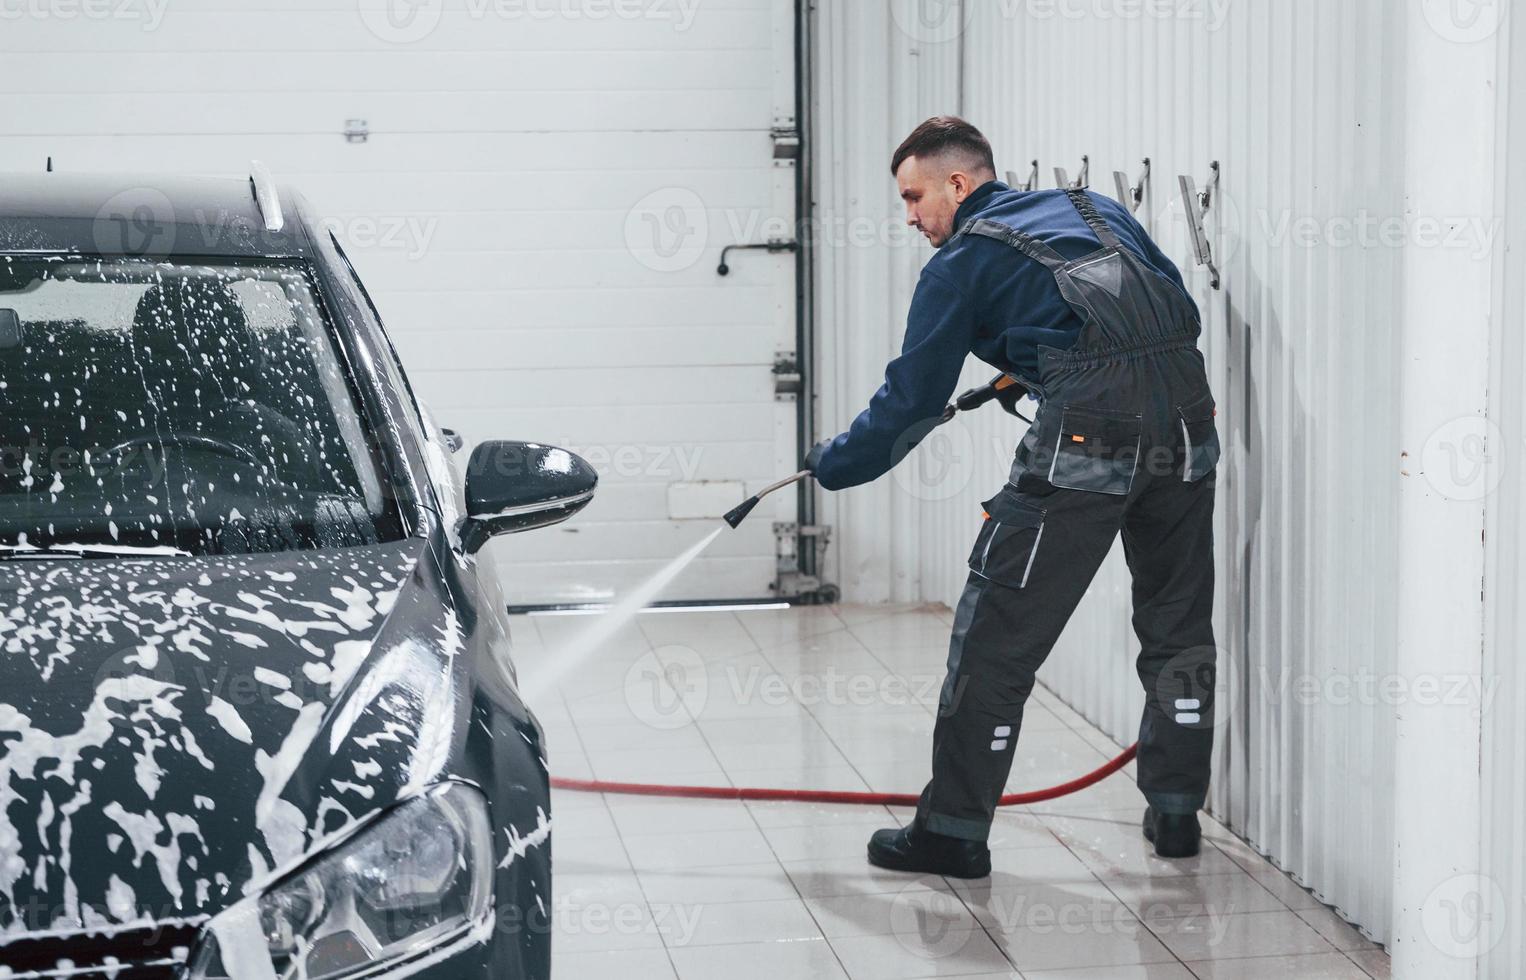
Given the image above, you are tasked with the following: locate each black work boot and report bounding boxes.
[867,821,991,879]
[1142,805,1202,858]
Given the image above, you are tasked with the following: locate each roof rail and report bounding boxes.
[249,160,284,233]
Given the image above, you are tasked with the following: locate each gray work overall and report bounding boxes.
[917,189,1221,842]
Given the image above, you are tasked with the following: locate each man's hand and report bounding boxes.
[803,438,832,474]
[993,375,1030,417]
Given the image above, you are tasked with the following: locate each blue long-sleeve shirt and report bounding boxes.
[811,180,1195,491]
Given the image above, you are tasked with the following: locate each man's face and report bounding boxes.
[897,155,981,248]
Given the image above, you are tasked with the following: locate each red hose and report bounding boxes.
[551,741,1136,807]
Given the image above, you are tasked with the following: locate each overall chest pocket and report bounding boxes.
[1046,405,1143,495]
[1178,391,1221,482]
[968,489,1046,590]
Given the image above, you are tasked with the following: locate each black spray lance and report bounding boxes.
[723,374,1030,529]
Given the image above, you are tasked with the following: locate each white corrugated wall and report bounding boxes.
[813,0,1520,958]
[1482,0,1526,973]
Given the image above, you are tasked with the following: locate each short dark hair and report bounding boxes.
[891,116,996,177]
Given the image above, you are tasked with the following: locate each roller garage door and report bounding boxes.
[0,0,803,605]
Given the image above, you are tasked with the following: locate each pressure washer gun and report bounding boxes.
[942,373,1032,424]
[724,373,1034,529]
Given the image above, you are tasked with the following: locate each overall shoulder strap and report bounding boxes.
[957,217,1068,271]
[1064,188,1122,248]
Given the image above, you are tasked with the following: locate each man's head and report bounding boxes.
[892,116,997,248]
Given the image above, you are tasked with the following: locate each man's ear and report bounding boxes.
[949,171,977,202]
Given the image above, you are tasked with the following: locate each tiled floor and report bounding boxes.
[512,603,1391,980]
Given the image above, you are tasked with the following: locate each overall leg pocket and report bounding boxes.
[1046,405,1143,495]
[1177,391,1221,482]
[968,489,1047,589]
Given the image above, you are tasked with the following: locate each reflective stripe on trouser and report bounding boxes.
[918,190,1220,842]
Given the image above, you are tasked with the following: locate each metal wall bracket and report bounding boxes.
[771,126,800,167]
[1113,157,1151,215]
[1054,155,1090,190]
[1178,161,1222,290]
[343,119,369,144]
[772,522,835,601]
[772,351,802,399]
[1005,159,1039,192]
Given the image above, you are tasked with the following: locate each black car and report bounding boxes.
[0,168,595,978]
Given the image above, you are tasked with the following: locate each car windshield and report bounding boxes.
[0,256,406,556]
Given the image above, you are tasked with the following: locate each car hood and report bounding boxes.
[0,537,465,937]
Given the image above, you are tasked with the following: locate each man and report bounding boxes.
[804,117,1221,878]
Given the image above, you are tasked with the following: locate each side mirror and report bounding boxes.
[440,427,465,454]
[461,441,597,553]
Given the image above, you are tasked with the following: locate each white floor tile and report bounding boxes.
[991,916,1178,973]
[663,897,824,948]
[1184,951,1374,979]
[803,877,969,937]
[746,798,900,829]
[1100,870,1289,918]
[1293,907,1383,953]
[636,862,804,907]
[604,797,756,837]
[735,604,847,647]
[828,929,1014,979]
[532,603,1378,976]
[667,937,849,980]
[622,827,776,871]
[1021,964,1194,980]
[1146,908,1337,962]
[760,820,898,863]
[1344,947,1391,978]
[783,856,957,899]
[551,947,678,980]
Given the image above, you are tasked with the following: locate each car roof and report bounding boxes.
[0,172,313,259]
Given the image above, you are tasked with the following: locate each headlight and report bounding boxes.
[188,783,493,980]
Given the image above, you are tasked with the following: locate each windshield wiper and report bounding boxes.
[0,542,192,560]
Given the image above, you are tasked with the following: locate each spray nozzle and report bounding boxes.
[722,470,813,530]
